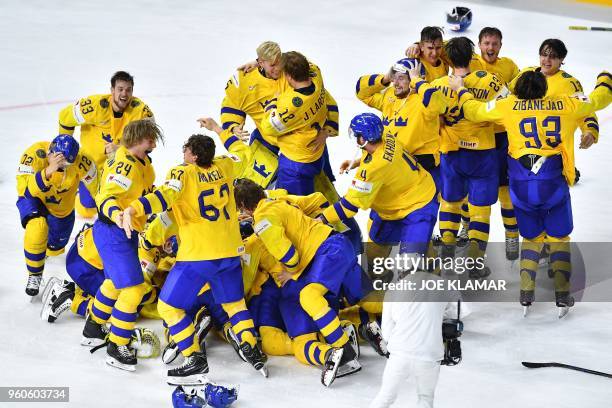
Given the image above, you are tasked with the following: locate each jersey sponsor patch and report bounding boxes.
[254,218,272,235]
[140,259,157,277]
[164,178,182,192]
[17,164,35,175]
[459,139,479,149]
[350,178,373,193]
[107,173,132,190]
[572,93,590,103]
[83,164,97,185]
[227,153,241,162]
[159,211,173,228]
[269,112,286,133]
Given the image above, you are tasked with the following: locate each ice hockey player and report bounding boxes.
[319,113,438,282]
[431,37,508,278]
[451,69,612,317]
[121,132,267,383]
[258,51,339,196]
[16,134,97,297]
[354,58,446,188]
[234,179,365,387]
[80,119,162,370]
[58,71,154,217]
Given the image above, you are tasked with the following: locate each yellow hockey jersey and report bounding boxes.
[259,65,338,163]
[321,135,436,223]
[432,70,507,152]
[241,234,282,298]
[469,55,519,85]
[17,141,98,218]
[139,211,179,285]
[220,68,282,146]
[96,145,155,232]
[420,58,450,82]
[509,67,599,141]
[459,72,612,185]
[130,142,252,261]
[253,198,333,278]
[76,226,103,270]
[58,94,154,166]
[356,74,447,160]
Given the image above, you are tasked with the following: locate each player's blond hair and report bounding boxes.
[256,41,281,63]
[122,119,164,148]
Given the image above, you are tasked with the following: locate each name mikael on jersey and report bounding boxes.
[512,99,565,111]
[197,168,224,183]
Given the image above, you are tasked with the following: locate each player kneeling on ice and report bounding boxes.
[16,134,97,298]
[370,272,463,408]
[450,70,612,318]
[234,179,368,387]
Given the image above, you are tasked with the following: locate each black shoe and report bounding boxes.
[240,342,268,377]
[167,350,209,385]
[106,341,137,371]
[81,315,108,347]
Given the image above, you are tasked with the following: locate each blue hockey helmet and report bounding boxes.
[392,58,426,78]
[172,386,207,408]
[165,236,179,256]
[349,113,384,147]
[204,383,239,408]
[49,134,79,164]
[447,6,472,32]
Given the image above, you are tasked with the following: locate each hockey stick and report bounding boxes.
[569,26,612,31]
[522,362,612,379]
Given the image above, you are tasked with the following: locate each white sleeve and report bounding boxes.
[381,302,395,342]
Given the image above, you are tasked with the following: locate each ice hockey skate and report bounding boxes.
[163,311,212,365]
[556,293,575,319]
[359,321,389,358]
[25,274,42,298]
[106,341,137,372]
[40,278,75,322]
[240,341,269,378]
[167,349,210,386]
[505,235,519,261]
[81,314,109,347]
[342,321,360,358]
[321,342,361,387]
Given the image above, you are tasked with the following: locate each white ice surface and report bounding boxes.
[0,0,611,407]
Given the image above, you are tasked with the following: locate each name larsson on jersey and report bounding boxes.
[302,90,326,122]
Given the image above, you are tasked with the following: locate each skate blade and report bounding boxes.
[321,349,343,387]
[522,306,530,317]
[258,364,269,378]
[162,347,181,365]
[558,306,570,319]
[336,359,362,379]
[40,277,60,307]
[166,374,209,386]
[40,305,52,322]
[81,337,106,347]
[105,357,136,372]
